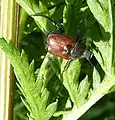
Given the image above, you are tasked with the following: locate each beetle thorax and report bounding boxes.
[70,42,85,58]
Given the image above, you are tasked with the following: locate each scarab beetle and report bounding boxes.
[34,14,93,64]
[46,32,93,62]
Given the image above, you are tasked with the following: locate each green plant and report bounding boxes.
[0,0,115,120]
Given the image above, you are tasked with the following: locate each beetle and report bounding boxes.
[33,14,93,68]
[46,32,93,62]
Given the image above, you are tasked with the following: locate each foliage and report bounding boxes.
[0,0,115,120]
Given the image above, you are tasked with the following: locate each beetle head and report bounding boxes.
[70,42,85,58]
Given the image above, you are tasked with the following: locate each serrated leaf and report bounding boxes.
[46,100,58,119]
[63,59,81,107]
[78,76,90,105]
[16,0,56,33]
[1,0,115,119]
[16,0,39,15]
[0,38,53,120]
[40,88,50,111]
[63,0,82,38]
[87,0,113,74]
[36,54,55,89]
[65,98,72,109]
[29,60,35,73]
[87,0,112,32]
[93,67,101,89]
[21,49,29,63]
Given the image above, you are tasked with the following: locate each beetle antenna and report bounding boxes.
[31,13,64,33]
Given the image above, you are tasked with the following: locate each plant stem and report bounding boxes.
[0,0,20,120]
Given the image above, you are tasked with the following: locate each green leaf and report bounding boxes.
[87,0,112,32]
[36,54,55,89]
[87,0,113,75]
[0,38,58,120]
[78,76,90,105]
[93,67,101,89]
[63,59,81,107]
[48,55,61,78]
[40,88,50,111]
[112,4,115,74]
[63,0,82,38]
[46,100,58,119]
[17,0,56,33]
[2,0,115,119]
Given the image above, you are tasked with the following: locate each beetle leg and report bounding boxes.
[62,59,73,74]
[83,50,93,65]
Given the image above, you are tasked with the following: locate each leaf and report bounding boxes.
[63,59,81,107]
[112,4,115,74]
[40,88,50,111]
[87,0,113,74]
[36,54,55,89]
[48,55,61,77]
[46,100,58,119]
[93,67,101,89]
[78,76,90,105]
[63,0,82,38]
[0,38,58,120]
[87,0,112,32]
[17,0,56,33]
[10,0,115,120]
